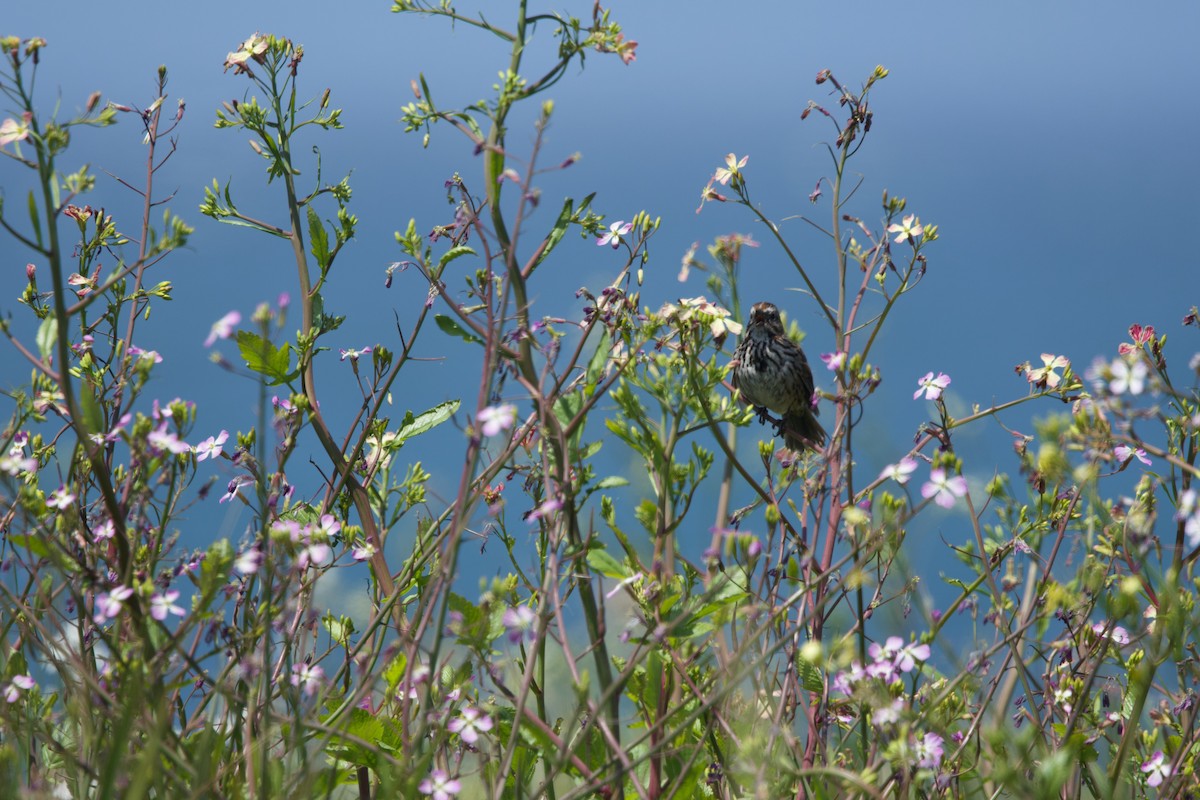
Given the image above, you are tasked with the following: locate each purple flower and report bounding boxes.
[596,220,633,249]
[914,371,951,401]
[128,345,163,364]
[1114,445,1151,466]
[477,404,517,437]
[879,457,918,485]
[418,769,462,800]
[150,590,185,621]
[204,311,241,347]
[447,706,494,744]
[147,424,191,455]
[219,475,255,504]
[921,469,968,509]
[502,605,537,643]
[235,547,263,575]
[193,430,229,461]
[1091,622,1130,646]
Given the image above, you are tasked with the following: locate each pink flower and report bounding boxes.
[148,424,191,455]
[921,468,968,509]
[419,769,462,800]
[193,430,229,461]
[914,731,944,769]
[1119,324,1155,355]
[46,486,75,509]
[3,674,35,703]
[447,706,494,744]
[204,311,241,347]
[477,404,517,437]
[1141,750,1171,788]
[290,662,324,697]
[94,585,134,623]
[1091,622,1130,645]
[224,32,269,72]
[596,220,633,249]
[914,371,951,401]
[219,475,255,504]
[503,605,537,643]
[0,117,31,147]
[887,214,924,243]
[150,590,185,621]
[879,458,919,485]
[820,351,846,371]
[1114,445,1151,466]
[128,345,163,364]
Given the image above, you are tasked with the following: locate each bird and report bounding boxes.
[731,301,826,452]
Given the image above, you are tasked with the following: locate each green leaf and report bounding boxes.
[594,476,629,490]
[533,197,577,271]
[236,330,294,385]
[796,655,824,693]
[78,382,104,436]
[36,317,57,361]
[396,400,460,444]
[28,189,43,250]
[434,314,483,346]
[307,207,331,270]
[586,547,628,580]
[9,534,49,558]
[437,245,475,272]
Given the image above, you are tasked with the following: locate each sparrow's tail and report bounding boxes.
[783,410,826,453]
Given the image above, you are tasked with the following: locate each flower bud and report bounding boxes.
[86,91,101,113]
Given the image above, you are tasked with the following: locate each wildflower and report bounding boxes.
[418,769,462,800]
[339,346,372,362]
[713,153,748,186]
[447,706,494,744]
[150,590,185,621]
[1175,489,1200,548]
[879,457,919,485]
[477,404,517,437]
[225,32,269,72]
[46,486,75,509]
[872,699,904,725]
[914,732,944,769]
[887,214,924,243]
[921,468,968,509]
[0,116,31,147]
[92,519,116,541]
[1141,750,1171,788]
[1109,358,1147,396]
[351,541,375,562]
[235,546,263,574]
[128,345,163,364]
[94,585,134,623]
[3,675,35,703]
[219,475,255,504]
[1114,445,1151,466]
[193,430,229,461]
[1027,353,1070,389]
[502,605,537,643]
[1091,622,1130,645]
[596,220,633,249]
[1119,323,1155,355]
[525,498,562,523]
[614,34,637,65]
[914,371,951,401]
[290,662,324,697]
[820,351,846,371]
[204,311,241,347]
[148,425,191,455]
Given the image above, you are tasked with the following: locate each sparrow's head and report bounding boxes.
[748,301,785,336]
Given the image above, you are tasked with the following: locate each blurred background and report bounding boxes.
[3,2,1197,629]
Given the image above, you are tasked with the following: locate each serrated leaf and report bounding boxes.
[586,547,628,579]
[435,314,483,345]
[236,330,293,384]
[307,207,331,270]
[437,245,475,271]
[396,400,460,443]
[796,657,824,692]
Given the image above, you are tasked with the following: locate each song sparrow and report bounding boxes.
[731,301,826,452]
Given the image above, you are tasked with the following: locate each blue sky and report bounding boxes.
[3,3,1197,601]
